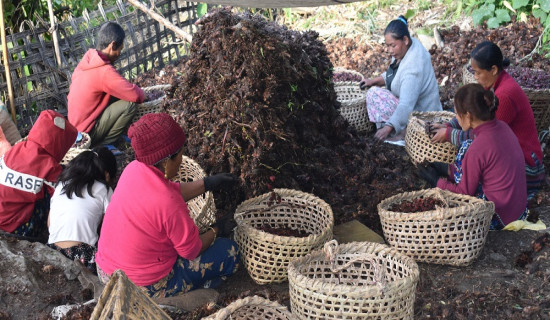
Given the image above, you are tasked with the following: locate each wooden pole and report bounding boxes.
[127,0,193,43]
[46,0,62,66]
[0,0,17,124]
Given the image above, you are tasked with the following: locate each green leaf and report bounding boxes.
[487,17,500,28]
[512,0,530,9]
[472,5,494,26]
[196,3,208,17]
[533,8,548,21]
[404,9,415,20]
[495,9,512,23]
[539,0,550,12]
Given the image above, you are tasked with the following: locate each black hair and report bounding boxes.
[58,146,118,199]
[96,22,125,50]
[470,41,511,72]
[454,83,499,122]
[384,15,411,41]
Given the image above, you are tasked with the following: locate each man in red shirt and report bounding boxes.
[68,22,145,147]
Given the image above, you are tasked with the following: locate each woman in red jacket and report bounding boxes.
[432,41,545,197]
[0,110,77,237]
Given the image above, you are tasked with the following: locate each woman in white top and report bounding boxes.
[47,146,117,273]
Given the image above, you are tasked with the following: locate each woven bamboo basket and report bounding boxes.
[333,67,365,86]
[234,188,334,284]
[90,269,171,320]
[288,240,419,320]
[378,188,495,266]
[203,295,296,320]
[133,84,172,123]
[405,111,458,164]
[334,84,375,133]
[60,148,91,165]
[462,64,550,133]
[173,156,216,233]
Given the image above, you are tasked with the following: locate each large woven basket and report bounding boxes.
[333,67,365,86]
[334,84,375,133]
[288,240,419,320]
[462,64,550,133]
[405,111,458,164]
[133,84,172,123]
[203,296,295,320]
[378,188,495,266]
[173,156,216,233]
[234,188,334,284]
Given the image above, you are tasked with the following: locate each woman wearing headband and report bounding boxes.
[360,15,442,141]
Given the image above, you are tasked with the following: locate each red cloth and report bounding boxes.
[0,110,77,232]
[67,49,145,133]
[492,71,543,167]
[95,161,202,286]
[437,120,527,225]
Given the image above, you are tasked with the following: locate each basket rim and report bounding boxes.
[462,64,550,93]
[235,188,334,243]
[377,188,495,220]
[288,241,419,294]
[205,295,293,319]
[176,155,215,223]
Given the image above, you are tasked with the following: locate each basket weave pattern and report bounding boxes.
[60,148,91,165]
[378,188,495,266]
[234,188,334,284]
[203,295,295,320]
[405,111,458,164]
[174,156,216,233]
[333,68,374,133]
[133,84,172,122]
[462,64,550,133]
[288,241,419,319]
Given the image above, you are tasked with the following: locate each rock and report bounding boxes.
[417,34,435,51]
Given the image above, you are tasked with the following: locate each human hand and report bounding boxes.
[418,165,440,188]
[204,173,238,192]
[374,125,393,140]
[430,128,447,143]
[359,78,375,90]
[211,213,236,238]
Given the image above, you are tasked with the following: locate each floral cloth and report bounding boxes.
[12,191,50,238]
[48,242,97,274]
[365,87,399,126]
[97,238,240,298]
[453,139,528,230]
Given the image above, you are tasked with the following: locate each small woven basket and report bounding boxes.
[288,240,419,320]
[334,84,375,133]
[173,156,216,233]
[462,64,476,85]
[378,188,495,266]
[405,111,458,164]
[234,188,334,285]
[203,296,295,320]
[463,64,550,133]
[60,148,91,165]
[133,84,172,123]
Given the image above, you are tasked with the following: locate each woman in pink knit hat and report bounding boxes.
[95,113,240,298]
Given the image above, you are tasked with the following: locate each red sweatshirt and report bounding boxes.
[68,49,145,133]
[437,120,527,225]
[0,110,77,232]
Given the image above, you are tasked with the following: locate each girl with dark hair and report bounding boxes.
[47,146,117,273]
[431,41,544,197]
[359,15,442,141]
[421,84,528,230]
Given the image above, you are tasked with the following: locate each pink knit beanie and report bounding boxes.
[128,113,186,165]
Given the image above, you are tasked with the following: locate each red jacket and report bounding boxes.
[0,110,77,232]
[67,49,145,133]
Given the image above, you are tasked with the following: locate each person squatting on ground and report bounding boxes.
[67,21,145,147]
[95,113,240,298]
[47,147,117,274]
[0,110,78,237]
[431,41,545,197]
[359,15,442,141]
[420,84,528,230]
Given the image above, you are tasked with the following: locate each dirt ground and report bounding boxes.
[1,5,550,320]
